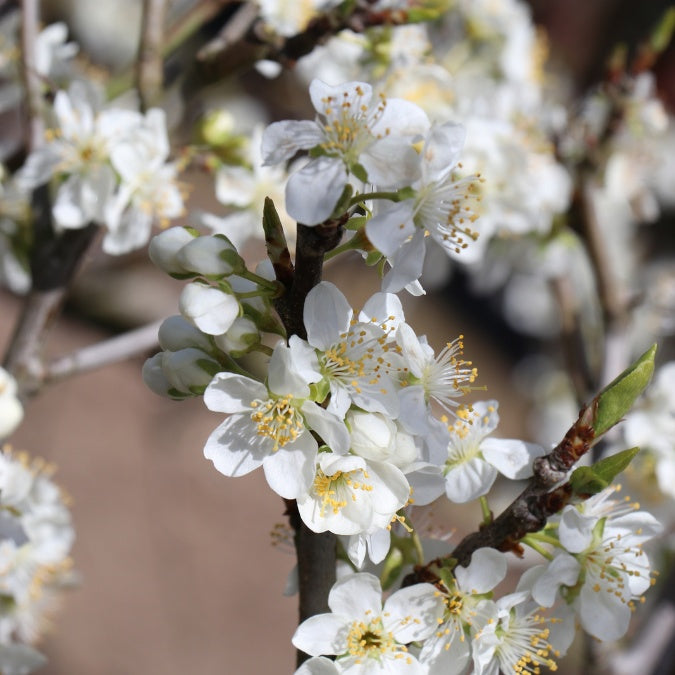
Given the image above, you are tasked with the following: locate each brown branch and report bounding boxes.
[3,186,99,399]
[269,217,345,666]
[197,4,417,73]
[405,401,597,579]
[137,0,169,111]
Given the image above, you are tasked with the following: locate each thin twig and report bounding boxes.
[550,275,594,404]
[197,2,259,60]
[45,320,163,384]
[137,0,169,111]
[19,0,43,151]
[3,187,99,399]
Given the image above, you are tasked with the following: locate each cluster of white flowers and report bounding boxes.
[0,448,76,675]
[17,80,184,255]
[291,483,661,674]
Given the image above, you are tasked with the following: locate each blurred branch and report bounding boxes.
[45,320,163,384]
[551,274,594,404]
[19,0,43,151]
[137,0,169,111]
[197,1,258,60]
[3,186,98,398]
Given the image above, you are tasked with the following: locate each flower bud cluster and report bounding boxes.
[144,229,279,399]
[0,448,76,675]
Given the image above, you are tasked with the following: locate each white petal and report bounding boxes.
[286,157,347,225]
[310,79,372,115]
[301,402,350,454]
[531,553,580,607]
[261,120,323,164]
[204,372,267,413]
[365,200,416,257]
[203,414,267,476]
[558,507,594,553]
[480,438,547,480]
[578,587,631,641]
[268,342,312,397]
[361,137,421,187]
[455,548,507,594]
[422,123,465,182]
[179,283,240,335]
[263,432,317,499]
[384,583,444,643]
[444,458,497,503]
[292,614,350,656]
[381,230,427,294]
[304,282,352,351]
[328,572,382,616]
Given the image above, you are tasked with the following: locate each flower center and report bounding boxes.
[346,616,399,661]
[249,396,303,450]
[313,467,373,517]
[318,87,387,164]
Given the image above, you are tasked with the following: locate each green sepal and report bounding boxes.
[309,379,331,405]
[396,186,417,201]
[167,387,194,400]
[345,215,368,231]
[351,163,368,184]
[380,546,404,591]
[365,250,383,266]
[329,184,355,220]
[570,447,640,496]
[437,565,457,593]
[593,344,656,436]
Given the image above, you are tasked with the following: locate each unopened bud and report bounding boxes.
[149,227,196,275]
[213,317,260,357]
[162,348,221,394]
[179,282,240,335]
[176,235,244,277]
[158,315,213,352]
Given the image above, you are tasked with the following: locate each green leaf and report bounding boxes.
[593,344,656,436]
[570,447,640,496]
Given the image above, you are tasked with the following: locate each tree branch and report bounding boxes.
[45,320,163,384]
[269,218,345,666]
[137,0,169,111]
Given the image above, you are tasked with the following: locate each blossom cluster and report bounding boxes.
[0,447,76,675]
[16,81,184,256]
[292,485,661,674]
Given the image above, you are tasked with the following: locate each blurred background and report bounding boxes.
[1,0,675,673]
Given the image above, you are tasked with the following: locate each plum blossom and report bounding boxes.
[529,488,662,641]
[298,452,410,535]
[439,400,546,503]
[295,281,403,418]
[472,593,563,675]
[0,448,75,667]
[292,572,444,673]
[203,342,348,499]
[419,548,507,674]
[262,79,429,225]
[366,123,483,292]
[394,323,478,437]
